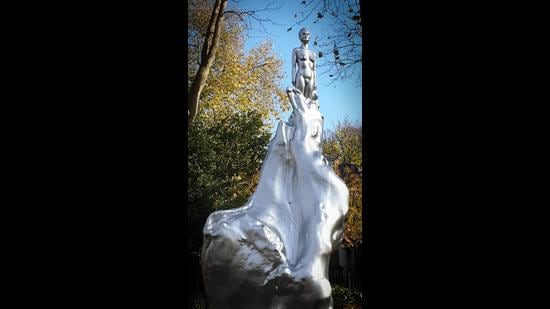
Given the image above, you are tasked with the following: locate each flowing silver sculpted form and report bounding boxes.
[201,29,349,309]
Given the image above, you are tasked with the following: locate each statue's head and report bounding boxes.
[299,28,310,43]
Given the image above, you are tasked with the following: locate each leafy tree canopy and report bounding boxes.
[322,119,363,247]
[187,0,288,253]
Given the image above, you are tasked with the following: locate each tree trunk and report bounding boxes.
[188,0,228,127]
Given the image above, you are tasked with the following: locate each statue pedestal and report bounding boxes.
[201,87,349,309]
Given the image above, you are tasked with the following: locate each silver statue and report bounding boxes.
[201,30,348,309]
[292,28,318,103]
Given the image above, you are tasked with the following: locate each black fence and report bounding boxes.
[188,251,204,294]
[329,247,362,290]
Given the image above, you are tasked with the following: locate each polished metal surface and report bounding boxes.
[292,28,318,103]
[201,31,348,308]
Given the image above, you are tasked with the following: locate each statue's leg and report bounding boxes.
[295,76,305,95]
[304,80,313,100]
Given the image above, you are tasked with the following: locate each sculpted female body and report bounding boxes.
[292,28,317,100]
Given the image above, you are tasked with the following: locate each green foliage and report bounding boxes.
[187,0,287,255]
[188,110,271,253]
[188,110,270,209]
[322,120,363,248]
[323,119,362,166]
[332,285,362,307]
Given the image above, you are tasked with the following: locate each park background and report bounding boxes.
[187,0,365,307]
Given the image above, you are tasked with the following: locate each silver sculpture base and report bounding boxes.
[201,87,349,309]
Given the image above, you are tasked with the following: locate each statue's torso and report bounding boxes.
[295,48,316,78]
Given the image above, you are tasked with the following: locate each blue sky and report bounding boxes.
[231,0,362,133]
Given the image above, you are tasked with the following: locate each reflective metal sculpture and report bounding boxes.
[201,29,349,309]
[292,28,318,102]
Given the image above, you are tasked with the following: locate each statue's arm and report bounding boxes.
[292,48,297,86]
[313,51,317,90]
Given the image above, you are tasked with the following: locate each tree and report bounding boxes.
[188,0,228,126]
[188,110,271,253]
[288,0,364,84]
[188,0,286,126]
[187,0,288,254]
[188,0,289,122]
[322,120,363,247]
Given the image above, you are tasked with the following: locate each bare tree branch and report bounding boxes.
[287,0,363,83]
